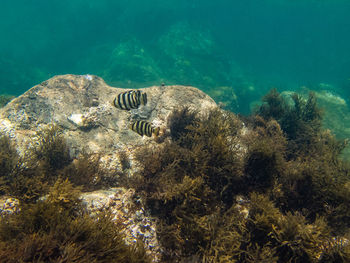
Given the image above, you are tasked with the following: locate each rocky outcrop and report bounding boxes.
[81,188,161,261]
[0,74,218,261]
[0,74,217,169]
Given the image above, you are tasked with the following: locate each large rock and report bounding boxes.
[0,74,218,261]
[0,74,217,169]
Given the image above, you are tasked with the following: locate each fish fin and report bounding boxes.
[153,127,160,137]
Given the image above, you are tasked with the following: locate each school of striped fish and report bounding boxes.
[113,89,160,137]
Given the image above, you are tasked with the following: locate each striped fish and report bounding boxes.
[130,120,160,137]
[113,90,147,110]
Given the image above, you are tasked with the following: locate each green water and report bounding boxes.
[1,0,350,114]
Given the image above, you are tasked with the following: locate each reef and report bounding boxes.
[1,75,350,262]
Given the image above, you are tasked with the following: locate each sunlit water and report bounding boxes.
[1,0,350,115]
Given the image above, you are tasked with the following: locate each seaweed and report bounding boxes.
[198,193,333,263]
[319,234,350,263]
[243,117,287,192]
[0,135,18,194]
[60,151,117,191]
[252,88,350,235]
[131,108,246,260]
[168,106,199,142]
[258,88,287,121]
[256,89,324,159]
[31,125,72,175]
[131,98,350,261]
[0,124,115,203]
[0,178,150,263]
[0,125,73,203]
[0,134,47,203]
[247,193,330,263]
[119,150,131,171]
[2,87,350,262]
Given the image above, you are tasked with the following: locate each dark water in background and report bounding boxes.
[1,0,350,113]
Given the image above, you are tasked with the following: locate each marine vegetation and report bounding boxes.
[256,88,325,159]
[60,151,117,191]
[254,89,350,232]
[167,106,199,142]
[31,125,72,175]
[133,107,244,260]
[130,94,350,262]
[0,178,150,263]
[2,88,350,262]
[0,134,47,203]
[0,125,117,203]
[0,124,149,262]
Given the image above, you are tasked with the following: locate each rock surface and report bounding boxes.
[81,188,161,261]
[0,74,217,169]
[0,74,218,261]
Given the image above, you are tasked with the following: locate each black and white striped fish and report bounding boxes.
[113,90,147,110]
[130,120,160,137]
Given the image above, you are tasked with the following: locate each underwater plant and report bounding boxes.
[129,92,350,261]
[59,151,117,191]
[2,87,350,262]
[131,108,247,260]
[31,125,72,176]
[0,134,47,203]
[0,123,117,203]
[0,135,18,185]
[256,89,324,159]
[0,178,150,263]
[167,106,199,142]
[243,116,287,192]
[255,89,350,233]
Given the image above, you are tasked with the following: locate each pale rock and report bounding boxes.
[0,74,218,262]
[0,74,217,171]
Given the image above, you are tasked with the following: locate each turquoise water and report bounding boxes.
[1,0,350,113]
